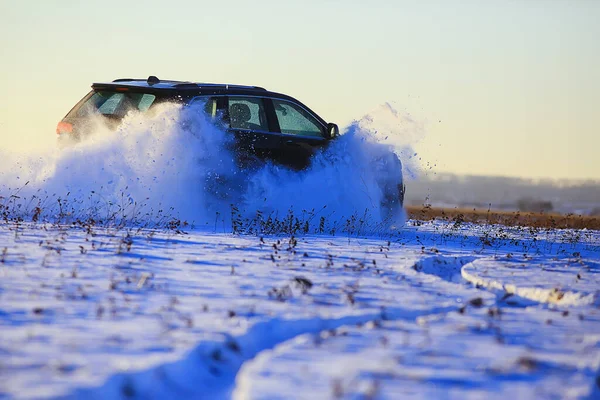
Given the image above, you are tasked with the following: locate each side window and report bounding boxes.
[189,96,218,119]
[228,97,269,131]
[273,100,324,137]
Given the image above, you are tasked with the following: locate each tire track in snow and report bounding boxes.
[461,258,600,307]
[409,254,600,308]
[410,255,477,283]
[72,308,461,400]
[71,256,480,400]
[231,307,600,400]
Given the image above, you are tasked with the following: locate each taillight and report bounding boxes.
[56,121,73,135]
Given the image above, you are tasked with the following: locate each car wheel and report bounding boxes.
[381,183,405,223]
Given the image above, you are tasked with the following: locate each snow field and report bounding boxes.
[0,221,598,399]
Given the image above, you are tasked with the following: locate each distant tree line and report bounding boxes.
[404,173,600,215]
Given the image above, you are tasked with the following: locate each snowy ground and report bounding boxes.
[0,220,599,399]
[0,100,599,399]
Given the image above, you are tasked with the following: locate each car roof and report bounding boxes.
[90,76,327,125]
[93,76,268,92]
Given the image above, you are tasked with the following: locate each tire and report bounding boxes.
[381,183,405,222]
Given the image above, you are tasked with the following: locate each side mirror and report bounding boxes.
[326,123,339,139]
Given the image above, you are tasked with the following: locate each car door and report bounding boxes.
[271,98,328,170]
[225,96,284,169]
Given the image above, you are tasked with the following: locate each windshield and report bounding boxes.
[67,90,157,119]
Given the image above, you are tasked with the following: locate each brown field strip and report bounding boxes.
[405,205,600,230]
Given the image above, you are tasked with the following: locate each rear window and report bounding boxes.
[69,91,157,119]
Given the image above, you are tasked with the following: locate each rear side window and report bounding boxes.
[273,99,324,137]
[70,91,157,118]
[189,96,219,119]
[228,97,269,131]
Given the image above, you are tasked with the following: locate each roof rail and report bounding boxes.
[173,82,200,89]
[194,83,267,90]
[108,78,267,91]
[225,84,266,90]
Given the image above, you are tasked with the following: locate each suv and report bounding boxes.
[57,76,404,212]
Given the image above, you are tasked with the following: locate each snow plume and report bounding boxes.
[0,103,236,227]
[0,103,419,232]
[239,107,415,232]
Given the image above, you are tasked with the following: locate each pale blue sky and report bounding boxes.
[1,0,599,180]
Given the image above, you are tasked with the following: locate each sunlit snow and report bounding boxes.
[0,105,598,399]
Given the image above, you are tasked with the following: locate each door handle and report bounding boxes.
[285,140,300,147]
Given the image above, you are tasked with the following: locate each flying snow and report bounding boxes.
[0,103,419,230]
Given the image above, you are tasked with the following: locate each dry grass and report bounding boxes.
[406,205,600,230]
